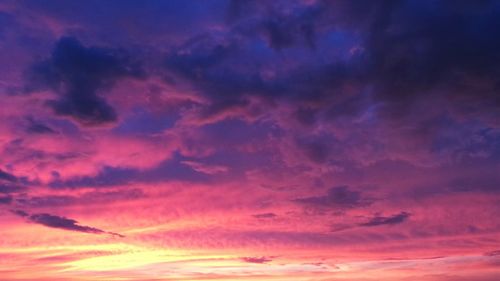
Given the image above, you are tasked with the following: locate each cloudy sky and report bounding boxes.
[1,0,500,280]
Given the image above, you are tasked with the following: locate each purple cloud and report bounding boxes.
[27,37,144,126]
[252,213,277,219]
[241,256,274,264]
[12,210,123,237]
[294,186,372,209]
[359,212,411,227]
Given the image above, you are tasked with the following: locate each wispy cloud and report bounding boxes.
[359,212,411,227]
[240,256,274,264]
[252,213,277,219]
[293,186,373,209]
[11,210,124,237]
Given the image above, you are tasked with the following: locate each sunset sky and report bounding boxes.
[1,1,500,280]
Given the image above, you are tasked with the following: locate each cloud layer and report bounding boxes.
[0,1,499,280]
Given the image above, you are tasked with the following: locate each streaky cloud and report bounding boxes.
[11,210,124,237]
[359,212,411,227]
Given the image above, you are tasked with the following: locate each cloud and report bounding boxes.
[25,117,56,134]
[449,176,500,193]
[296,138,331,164]
[47,155,211,188]
[0,170,28,198]
[162,0,500,164]
[12,210,123,237]
[27,36,144,126]
[29,213,105,234]
[320,0,500,124]
[293,186,372,209]
[241,256,274,264]
[20,188,145,207]
[260,11,318,50]
[10,209,28,217]
[226,0,320,50]
[0,195,12,204]
[359,212,411,227]
[252,213,277,219]
[0,3,500,280]
[0,169,18,182]
[484,250,500,257]
[163,34,284,122]
[0,183,26,195]
[181,160,228,175]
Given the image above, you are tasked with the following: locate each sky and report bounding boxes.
[1,0,500,280]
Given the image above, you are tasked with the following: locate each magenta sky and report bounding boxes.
[1,1,500,280]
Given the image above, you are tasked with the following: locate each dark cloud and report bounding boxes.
[0,168,39,196]
[48,154,212,189]
[20,188,144,207]
[25,117,56,134]
[227,0,321,50]
[297,139,331,164]
[368,1,500,90]
[0,169,18,182]
[226,0,254,23]
[162,5,352,123]
[27,37,144,126]
[318,0,500,121]
[241,256,273,264]
[261,15,315,50]
[0,11,15,38]
[252,213,277,219]
[166,47,276,101]
[163,0,500,137]
[10,209,28,217]
[359,212,410,227]
[484,250,500,257]
[449,176,500,193]
[20,0,226,45]
[293,186,372,209]
[165,34,235,81]
[12,210,123,237]
[0,195,12,204]
[293,106,318,127]
[163,34,286,120]
[29,213,105,234]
